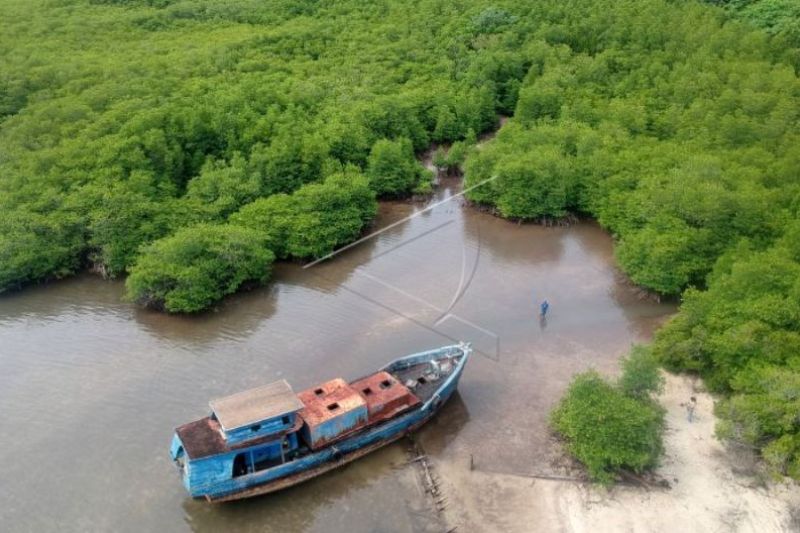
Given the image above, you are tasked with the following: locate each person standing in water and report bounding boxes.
[540,299,550,317]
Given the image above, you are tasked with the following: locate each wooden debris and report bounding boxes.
[405,436,446,514]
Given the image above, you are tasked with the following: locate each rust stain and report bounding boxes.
[297,378,366,427]
[351,371,420,424]
[297,378,368,449]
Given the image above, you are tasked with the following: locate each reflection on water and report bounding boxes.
[415,392,470,457]
[181,444,437,533]
[0,177,674,532]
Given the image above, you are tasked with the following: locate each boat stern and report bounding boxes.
[170,432,192,492]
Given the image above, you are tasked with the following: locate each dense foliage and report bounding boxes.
[465,1,799,294]
[229,170,377,259]
[125,170,376,310]
[0,0,519,296]
[551,349,665,484]
[459,0,800,479]
[125,224,275,313]
[460,1,800,478]
[709,0,800,46]
[365,138,428,197]
[653,225,800,477]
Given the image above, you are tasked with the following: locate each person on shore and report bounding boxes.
[540,299,550,318]
[686,396,697,422]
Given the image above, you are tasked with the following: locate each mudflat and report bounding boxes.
[434,372,800,532]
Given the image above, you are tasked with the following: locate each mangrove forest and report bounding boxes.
[2,0,800,482]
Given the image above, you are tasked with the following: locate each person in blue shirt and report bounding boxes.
[540,299,550,317]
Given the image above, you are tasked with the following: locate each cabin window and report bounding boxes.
[362,387,373,396]
[174,446,185,467]
[250,424,261,433]
[314,388,324,396]
[327,402,340,411]
[282,415,290,425]
[380,379,392,389]
[250,444,286,472]
[232,453,249,477]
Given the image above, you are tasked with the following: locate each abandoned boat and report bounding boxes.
[170,343,471,501]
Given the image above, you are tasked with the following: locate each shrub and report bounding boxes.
[366,138,424,197]
[551,371,665,484]
[125,224,274,313]
[445,140,470,170]
[652,233,800,477]
[492,150,569,220]
[615,216,716,295]
[184,153,261,219]
[619,345,665,401]
[432,147,448,171]
[230,169,377,259]
[715,364,800,478]
[433,140,473,176]
[471,7,518,35]
[285,171,377,258]
[228,194,297,258]
[247,130,329,196]
[87,181,191,276]
[0,208,84,292]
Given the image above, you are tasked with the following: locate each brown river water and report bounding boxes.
[0,176,675,532]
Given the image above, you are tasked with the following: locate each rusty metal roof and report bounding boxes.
[297,378,366,427]
[351,371,420,423]
[209,379,304,431]
[176,417,227,459]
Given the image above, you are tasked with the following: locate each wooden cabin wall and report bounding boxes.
[223,412,296,446]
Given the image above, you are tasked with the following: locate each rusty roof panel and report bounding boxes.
[297,378,368,449]
[296,379,365,426]
[176,417,226,460]
[351,371,420,424]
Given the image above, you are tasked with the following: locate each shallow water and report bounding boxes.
[0,177,674,532]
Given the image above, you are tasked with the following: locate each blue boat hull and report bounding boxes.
[187,344,470,502]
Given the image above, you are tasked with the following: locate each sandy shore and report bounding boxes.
[432,373,799,532]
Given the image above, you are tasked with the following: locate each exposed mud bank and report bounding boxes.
[431,373,800,532]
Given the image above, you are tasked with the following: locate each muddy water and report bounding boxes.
[0,177,674,532]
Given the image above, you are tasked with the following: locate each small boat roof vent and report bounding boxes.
[209,379,304,431]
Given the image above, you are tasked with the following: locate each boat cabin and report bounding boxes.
[210,379,304,445]
[297,378,368,450]
[170,380,305,495]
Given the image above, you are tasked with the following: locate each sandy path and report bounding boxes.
[433,373,799,532]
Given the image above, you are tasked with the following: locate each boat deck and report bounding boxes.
[389,355,461,403]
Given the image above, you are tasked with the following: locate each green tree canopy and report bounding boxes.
[125,224,275,313]
[366,138,424,197]
[551,371,665,484]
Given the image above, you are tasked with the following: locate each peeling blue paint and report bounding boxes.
[223,413,296,446]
